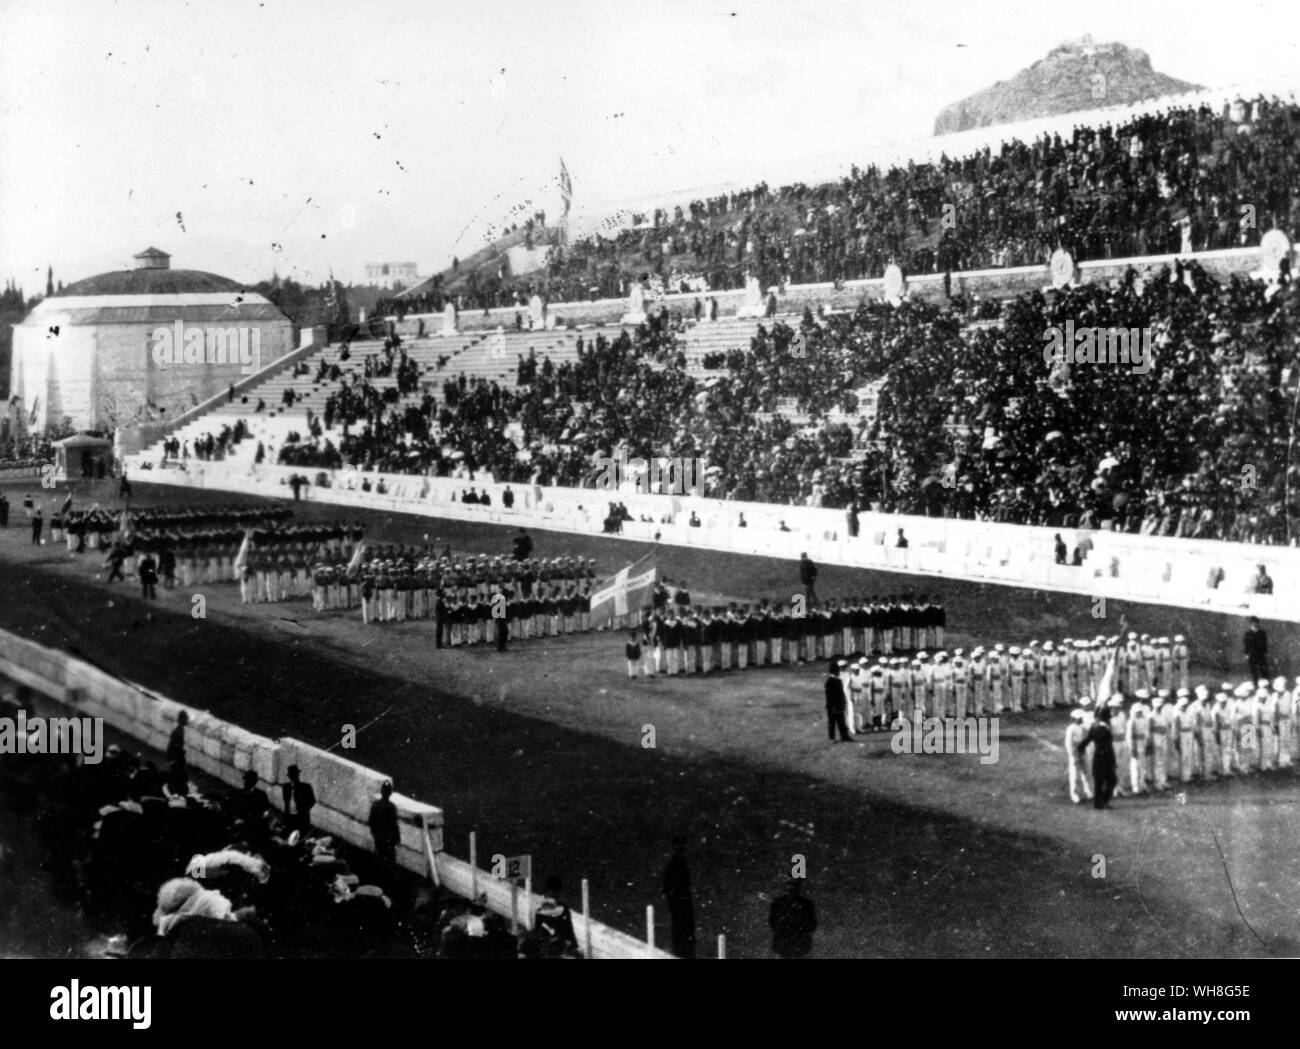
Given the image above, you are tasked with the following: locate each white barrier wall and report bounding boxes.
[0,625,672,959]
[123,458,1300,624]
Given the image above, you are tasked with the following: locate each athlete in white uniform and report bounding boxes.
[1125,695,1151,794]
[1066,709,1093,804]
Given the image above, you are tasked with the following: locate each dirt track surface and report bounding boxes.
[0,477,1297,958]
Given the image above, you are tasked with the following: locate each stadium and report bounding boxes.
[3,2,1300,969]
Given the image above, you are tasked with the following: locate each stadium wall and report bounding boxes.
[0,625,672,959]
[123,459,1299,629]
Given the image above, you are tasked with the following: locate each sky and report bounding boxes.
[1,0,1297,290]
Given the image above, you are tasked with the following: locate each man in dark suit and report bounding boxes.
[368,780,400,868]
[232,769,270,830]
[166,711,189,795]
[661,837,696,959]
[1078,707,1118,809]
[769,879,817,958]
[1244,617,1270,681]
[281,765,316,835]
[799,553,818,603]
[138,552,158,599]
[434,592,448,648]
[825,660,853,742]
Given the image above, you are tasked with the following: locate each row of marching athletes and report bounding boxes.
[826,632,1192,732]
[1065,677,1300,803]
[356,566,595,637]
[624,596,949,677]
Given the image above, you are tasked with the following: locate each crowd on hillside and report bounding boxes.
[361,96,1297,314]
[462,95,1299,306]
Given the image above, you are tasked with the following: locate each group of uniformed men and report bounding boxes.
[62,504,296,556]
[1065,676,1300,803]
[626,594,948,677]
[338,552,598,644]
[823,631,1192,734]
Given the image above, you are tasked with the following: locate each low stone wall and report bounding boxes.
[0,625,671,958]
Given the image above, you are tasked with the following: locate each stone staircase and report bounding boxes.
[130,331,490,470]
[440,324,636,389]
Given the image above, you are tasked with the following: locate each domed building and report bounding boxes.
[10,247,293,432]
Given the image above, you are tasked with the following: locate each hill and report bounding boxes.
[934,38,1203,136]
